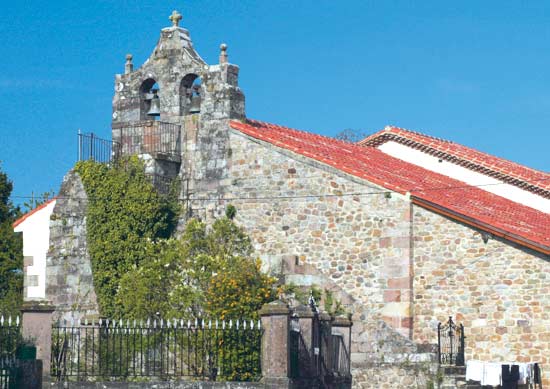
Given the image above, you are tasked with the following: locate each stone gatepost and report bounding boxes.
[21,301,55,379]
[260,300,291,388]
[294,304,314,349]
[332,314,353,357]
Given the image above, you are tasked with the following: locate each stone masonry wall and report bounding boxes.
[412,205,550,386]
[189,130,429,372]
[352,362,439,389]
[46,170,98,323]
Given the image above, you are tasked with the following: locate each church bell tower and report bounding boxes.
[110,10,245,195]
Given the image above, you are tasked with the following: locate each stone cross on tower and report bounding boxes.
[169,10,182,27]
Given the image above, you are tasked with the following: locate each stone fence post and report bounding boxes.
[293,304,314,350]
[21,301,55,380]
[260,300,291,388]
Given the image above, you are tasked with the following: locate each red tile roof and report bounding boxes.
[230,120,550,254]
[358,126,550,198]
[13,198,57,229]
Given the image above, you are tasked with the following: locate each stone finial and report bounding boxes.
[169,10,183,27]
[125,54,133,74]
[219,43,228,64]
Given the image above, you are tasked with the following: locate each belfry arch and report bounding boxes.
[180,74,202,115]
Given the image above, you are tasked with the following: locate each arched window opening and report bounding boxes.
[180,74,202,115]
[140,79,160,120]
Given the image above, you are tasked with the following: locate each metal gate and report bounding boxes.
[437,316,465,366]
[289,299,351,388]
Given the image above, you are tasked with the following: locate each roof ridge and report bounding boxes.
[359,125,550,193]
[385,125,455,144]
[245,119,359,146]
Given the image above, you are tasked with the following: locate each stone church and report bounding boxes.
[17,10,548,387]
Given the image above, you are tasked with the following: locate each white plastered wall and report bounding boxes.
[13,200,56,300]
[378,141,550,214]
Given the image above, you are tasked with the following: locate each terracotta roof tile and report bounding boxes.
[359,126,550,197]
[230,120,550,254]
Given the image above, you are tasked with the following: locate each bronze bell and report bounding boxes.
[189,95,201,114]
[147,89,160,117]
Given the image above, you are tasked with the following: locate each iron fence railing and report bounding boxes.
[114,121,182,158]
[0,317,20,364]
[51,318,262,382]
[78,131,121,163]
[0,316,20,389]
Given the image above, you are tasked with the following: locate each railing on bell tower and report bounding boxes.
[77,130,121,164]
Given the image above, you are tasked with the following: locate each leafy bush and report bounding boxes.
[75,157,179,317]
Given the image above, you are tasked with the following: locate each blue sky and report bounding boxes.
[1,0,549,205]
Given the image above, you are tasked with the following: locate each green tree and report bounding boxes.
[334,128,368,143]
[0,164,23,315]
[117,216,277,320]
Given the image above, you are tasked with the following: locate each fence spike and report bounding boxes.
[146,318,150,327]
[251,320,254,329]
[106,318,110,327]
[187,320,191,328]
[140,319,144,328]
[153,319,157,329]
[208,319,212,329]
[258,319,261,329]
[0,315,3,326]
[160,318,164,328]
[119,318,123,327]
[173,318,177,328]
[167,319,171,328]
[126,319,130,327]
[222,320,226,330]
[229,319,233,329]
[215,319,218,329]
[16,316,20,326]
[8,316,11,326]
[180,319,184,328]
[194,318,198,328]
[243,320,247,329]
[236,319,240,329]
[99,318,103,326]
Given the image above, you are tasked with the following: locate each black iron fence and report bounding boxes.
[0,316,20,389]
[78,131,121,163]
[51,318,262,382]
[438,316,465,366]
[114,121,182,158]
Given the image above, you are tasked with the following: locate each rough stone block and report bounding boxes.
[388,277,410,289]
[383,290,401,302]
